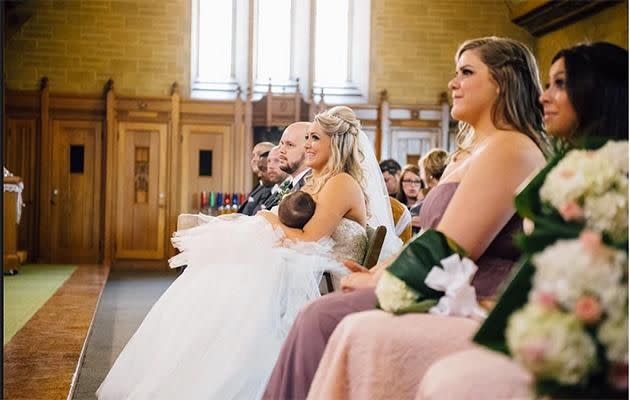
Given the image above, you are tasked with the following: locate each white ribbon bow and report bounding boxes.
[424,254,487,321]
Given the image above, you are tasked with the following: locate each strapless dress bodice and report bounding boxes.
[330,218,367,264]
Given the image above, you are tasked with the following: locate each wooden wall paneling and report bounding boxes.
[116,122,167,260]
[49,120,102,263]
[4,117,38,260]
[232,89,245,192]
[38,78,51,262]
[168,83,180,257]
[103,80,116,266]
[179,124,232,213]
[244,88,254,191]
[4,176,22,272]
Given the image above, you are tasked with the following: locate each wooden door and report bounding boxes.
[50,120,102,263]
[180,124,231,213]
[116,122,167,259]
[390,129,439,166]
[4,118,38,261]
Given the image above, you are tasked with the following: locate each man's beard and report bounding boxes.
[280,154,305,175]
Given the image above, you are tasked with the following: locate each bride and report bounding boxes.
[96,106,401,400]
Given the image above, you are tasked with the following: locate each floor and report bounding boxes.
[3,265,109,400]
[71,269,177,399]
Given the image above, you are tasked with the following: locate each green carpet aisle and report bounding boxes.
[4,264,77,345]
[72,269,178,399]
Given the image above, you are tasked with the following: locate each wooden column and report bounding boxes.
[103,79,116,266]
[38,77,50,261]
[375,89,388,161]
[167,82,180,258]
[439,91,450,150]
[244,86,254,190]
[4,176,22,273]
[233,86,245,192]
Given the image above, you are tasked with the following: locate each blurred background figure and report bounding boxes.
[379,159,402,197]
[411,149,449,234]
[397,164,424,209]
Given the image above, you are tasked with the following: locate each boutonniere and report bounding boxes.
[279,180,293,199]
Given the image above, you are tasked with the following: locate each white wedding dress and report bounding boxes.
[96,130,402,400]
[96,214,368,400]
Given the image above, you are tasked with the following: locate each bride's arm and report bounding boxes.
[261,173,364,242]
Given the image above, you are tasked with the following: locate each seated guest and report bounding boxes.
[263,36,547,400]
[278,191,316,229]
[279,122,312,193]
[390,197,413,243]
[260,146,291,211]
[249,151,275,214]
[410,149,449,234]
[397,164,423,208]
[379,159,402,197]
[238,141,275,214]
[416,41,628,400]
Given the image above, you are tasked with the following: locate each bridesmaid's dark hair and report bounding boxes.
[553,42,628,141]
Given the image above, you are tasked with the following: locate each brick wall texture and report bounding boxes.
[536,1,628,83]
[6,0,190,96]
[4,0,628,103]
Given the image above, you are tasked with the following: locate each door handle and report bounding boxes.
[51,189,59,205]
[158,192,166,208]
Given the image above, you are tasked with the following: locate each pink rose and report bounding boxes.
[521,341,548,364]
[535,292,557,311]
[559,201,584,221]
[574,296,602,324]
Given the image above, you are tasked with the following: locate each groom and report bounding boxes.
[260,122,311,211]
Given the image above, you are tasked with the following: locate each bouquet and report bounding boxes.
[475,140,628,398]
[374,229,487,320]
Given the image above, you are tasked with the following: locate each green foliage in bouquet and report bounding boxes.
[474,141,629,398]
[375,229,467,314]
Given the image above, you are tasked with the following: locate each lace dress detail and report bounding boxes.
[331,219,367,264]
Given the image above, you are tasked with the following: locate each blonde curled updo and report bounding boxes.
[304,106,367,207]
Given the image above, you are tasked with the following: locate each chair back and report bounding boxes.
[361,225,387,269]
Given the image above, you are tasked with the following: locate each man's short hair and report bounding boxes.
[379,159,402,175]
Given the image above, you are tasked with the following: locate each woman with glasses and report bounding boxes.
[396,164,424,209]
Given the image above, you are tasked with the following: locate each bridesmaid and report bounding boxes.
[416,41,628,400]
[264,36,548,400]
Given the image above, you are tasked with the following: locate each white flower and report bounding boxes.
[598,313,629,364]
[539,141,629,240]
[507,304,597,385]
[540,149,616,209]
[598,141,629,175]
[375,270,419,312]
[583,187,628,242]
[531,238,626,315]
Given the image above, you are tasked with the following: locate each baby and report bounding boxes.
[278,191,316,229]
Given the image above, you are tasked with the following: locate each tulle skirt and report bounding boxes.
[97,215,344,400]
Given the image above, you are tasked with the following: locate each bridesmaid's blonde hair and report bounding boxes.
[453,37,549,158]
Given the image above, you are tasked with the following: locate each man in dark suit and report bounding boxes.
[258,146,290,211]
[258,122,312,212]
[238,142,274,214]
[278,122,311,192]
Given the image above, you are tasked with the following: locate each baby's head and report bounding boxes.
[278,191,316,229]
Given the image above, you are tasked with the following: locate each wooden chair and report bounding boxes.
[322,225,387,292]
